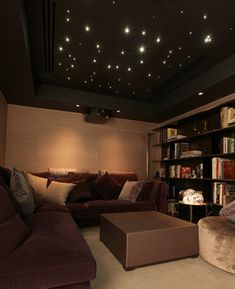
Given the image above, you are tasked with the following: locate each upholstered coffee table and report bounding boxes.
[100,211,198,270]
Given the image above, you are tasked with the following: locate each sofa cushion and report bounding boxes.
[137,181,155,202]
[66,202,88,219]
[0,176,21,214]
[118,180,144,202]
[219,199,235,223]
[67,180,94,203]
[41,181,76,206]
[10,168,35,216]
[37,202,70,213]
[0,166,11,186]
[0,186,29,261]
[0,212,96,289]
[95,172,122,200]
[24,173,48,205]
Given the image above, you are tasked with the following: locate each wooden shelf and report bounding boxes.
[161,152,235,162]
[162,177,235,182]
[156,124,235,145]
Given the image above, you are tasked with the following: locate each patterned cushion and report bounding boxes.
[219,200,235,223]
[118,180,144,202]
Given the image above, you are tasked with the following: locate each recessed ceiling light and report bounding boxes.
[180,10,184,14]
[163,60,166,64]
[140,60,144,64]
[198,92,204,96]
[67,10,70,13]
[121,50,125,55]
[189,31,193,35]
[109,86,112,89]
[203,14,207,20]
[67,77,71,80]
[169,50,173,54]
[76,104,80,107]
[179,64,182,67]
[58,62,62,66]
[127,67,131,71]
[148,73,151,77]
[139,46,145,53]
[107,64,111,69]
[65,37,70,42]
[142,30,146,35]
[112,1,115,4]
[116,65,119,69]
[71,64,74,68]
[117,109,120,113]
[118,78,121,82]
[93,72,96,75]
[188,55,191,59]
[99,84,102,88]
[69,54,71,58]
[66,68,69,71]
[128,82,131,86]
[66,18,70,22]
[93,59,97,63]
[204,34,212,43]
[85,25,90,32]
[124,26,130,34]
[132,91,136,94]
[179,46,182,50]
[84,80,87,83]
[96,44,100,48]
[156,37,161,43]
[90,78,94,82]
[59,46,63,51]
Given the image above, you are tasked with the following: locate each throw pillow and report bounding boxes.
[48,168,84,177]
[219,200,235,223]
[95,172,122,200]
[41,181,76,206]
[118,180,144,202]
[10,168,35,216]
[24,173,48,205]
[0,186,29,261]
[67,180,94,203]
[0,176,21,215]
[98,170,138,186]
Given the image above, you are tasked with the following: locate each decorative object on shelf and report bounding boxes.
[182,189,204,205]
[193,121,200,135]
[202,119,208,133]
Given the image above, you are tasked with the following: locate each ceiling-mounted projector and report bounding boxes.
[84,107,112,124]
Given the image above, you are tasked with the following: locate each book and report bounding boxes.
[212,157,235,179]
[221,106,235,128]
[181,167,192,178]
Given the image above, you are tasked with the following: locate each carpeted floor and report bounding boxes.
[82,227,235,289]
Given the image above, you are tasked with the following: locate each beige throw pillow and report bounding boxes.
[118,180,144,202]
[24,173,48,205]
[42,181,76,206]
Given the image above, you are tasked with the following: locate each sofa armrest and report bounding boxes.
[138,181,168,213]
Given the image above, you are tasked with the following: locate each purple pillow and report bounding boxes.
[0,186,29,261]
[67,180,94,203]
[95,172,122,200]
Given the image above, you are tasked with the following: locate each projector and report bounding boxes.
[84,107,112,124]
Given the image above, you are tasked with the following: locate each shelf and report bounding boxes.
[156,124,235,145]
[162,177,235,182]
[161,152,235,162]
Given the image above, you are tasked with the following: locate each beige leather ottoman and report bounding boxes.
[100,211,198,270]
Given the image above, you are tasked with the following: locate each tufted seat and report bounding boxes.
[198,216,235,274]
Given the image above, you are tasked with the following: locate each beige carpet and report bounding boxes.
[82,227,235,289]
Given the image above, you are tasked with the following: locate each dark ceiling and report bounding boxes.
[0,0,235,123]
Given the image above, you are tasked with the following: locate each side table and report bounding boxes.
[178,201,209,223]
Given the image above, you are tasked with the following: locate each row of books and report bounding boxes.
[168,164,203,179]
[163,142,202,159]
[213,182,235,205]
[220,106,235,128]
[222,137,235,153]
[212,157,235,179]
[160,128,186,142]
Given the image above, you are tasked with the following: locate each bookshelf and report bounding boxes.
[150,100,235,210]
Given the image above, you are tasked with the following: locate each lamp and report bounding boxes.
[182,189,204,205]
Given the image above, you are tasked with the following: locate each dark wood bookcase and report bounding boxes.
[150,100,235,208]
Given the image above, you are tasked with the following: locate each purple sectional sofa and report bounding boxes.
[0,167,168,289]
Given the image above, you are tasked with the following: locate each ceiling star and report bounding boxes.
[93,59,97,63]
[127,67,131,71]
[65,37,70,42]
[58,62,62,66]
[140,60,144,64]
[69,54,71,58]
[85,25,90,32]
[67,10,70,13]
[76,104,80,107]
[107,64,111,69]
[59,46,63,51]
[142,30,146,35]
[163,60,166,64]
[117,109,120,113]
[124,26,130,34]
[116,65,119,69]
[66,18,70,22]
[156,37,161,43]
[203,14,207,20]
[71,64,74,68]
[148,73,151,77]
[96,44,100,48]
[67,77,70,80]
[189,31,193,35]
[204,34,212,43]
[198,92,204,95]
[139,46,145,53]
[73,57,76,61]
[121,50,125,55]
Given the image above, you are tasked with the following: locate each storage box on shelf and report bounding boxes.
[149,100,235,219]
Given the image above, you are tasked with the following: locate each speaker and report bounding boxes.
[84,108,112,124]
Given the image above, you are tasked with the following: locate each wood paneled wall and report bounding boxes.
[5,105,157,179]
[0,92,7,165]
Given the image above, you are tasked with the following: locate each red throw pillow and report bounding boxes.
[96,172,122,200]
